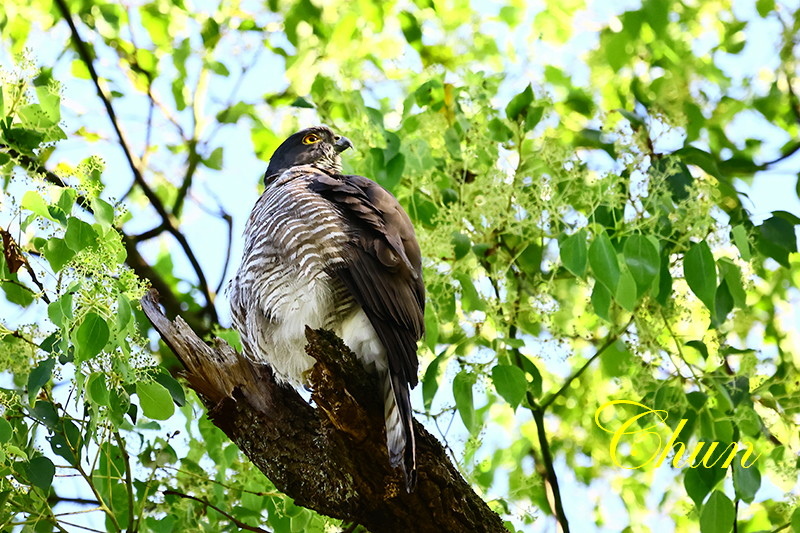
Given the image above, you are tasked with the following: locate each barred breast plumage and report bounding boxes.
[229,165,356,384]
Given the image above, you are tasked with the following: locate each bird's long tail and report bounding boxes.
[382,370,417,492]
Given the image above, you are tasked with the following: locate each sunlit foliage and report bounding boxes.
[1,0,799,531]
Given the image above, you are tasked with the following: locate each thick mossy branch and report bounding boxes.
[141,289,506,533]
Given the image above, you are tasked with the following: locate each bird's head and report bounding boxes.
[264,125,353,182]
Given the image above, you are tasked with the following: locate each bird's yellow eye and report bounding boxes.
[302,133,321,145]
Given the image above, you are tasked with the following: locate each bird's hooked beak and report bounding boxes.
[334,136,354,153]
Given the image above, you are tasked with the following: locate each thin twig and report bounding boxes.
[767,522,791,533]
[158,465,280,497]
[54,508,105,517]
[540,313,636,410]
[54,520,107,533]
[530,401,569,532]
[660,309,702,384]
[171,139,201,217]
[114,432,135,533]
[163,490,272,533]
[4,328,42,350]
[131,223,167,243]
[192,186,235,295]
[47,496,100,506]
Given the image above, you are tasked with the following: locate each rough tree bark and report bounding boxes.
[141,289,506,533]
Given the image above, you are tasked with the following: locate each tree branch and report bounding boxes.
[47,496,100,506]
[540,314,635,411]
[141,289,506,533]
[53,0,219,325]
[529,401,569,532]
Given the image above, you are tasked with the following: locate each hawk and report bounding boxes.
[229,125,424,491]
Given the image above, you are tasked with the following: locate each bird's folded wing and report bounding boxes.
[308,174,424,387]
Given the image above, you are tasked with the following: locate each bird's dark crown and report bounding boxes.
[264,125,353,183]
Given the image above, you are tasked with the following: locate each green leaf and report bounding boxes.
[423,303,439,351]
[684,241,717,314]
[452,232,471,260]
[290,97,314,109]
[488,118,513,142]
[217,101,256,124]
[384,153,405,191]
[491,365,527,410]
[516,242,542,273]
[47,291,73,329]
[136,381,175,420]
[57,188,76,214]
[686,340,709,360]
[600,340,630,377]
[591,282,612,321]
[48,420,83,465]
[655,252,673,305]
[21,191,54,220]
[791,507,800,533]
[444,127,461,158]
[44,238,75,272]
[116,294,133,331]
[108,389,131,427]
[204,147,223,170]
[0,418,12,443]
[32,400,58,429]
[713,280,734,327]
[560,230,587,277]
[453,370,477,433]
[64,217,98,252]
[717,259,746,308]
[74,312,110,362]
[589,233,620,292]
[5,127,45,153]
[86,373,110,406]
[398,11,422,44]
[28,358,55,404]
[505,84,534,122]
[154,372,185,407]
[732,451,761,503]
[71,59,91,79]
[35,86,60,123]
[422,355,445,410]
[675,147,722,180]
[207,60,230,76]
[699,490,734,533]
[455,273,485,312]
[732,225,751,262]
[756,215,797,268]
[756,0,774,17]
[19,103,56,128]
[615,268,637,311]
[91,198,115,226]
[623,235,659,296]
[27,456,55,491]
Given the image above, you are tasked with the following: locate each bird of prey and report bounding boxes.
[229,125,424,491]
